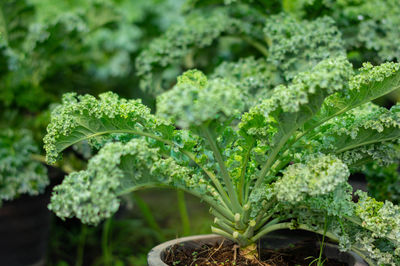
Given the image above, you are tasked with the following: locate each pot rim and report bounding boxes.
[147,234,368,266]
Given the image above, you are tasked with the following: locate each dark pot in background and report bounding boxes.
[0,191,50,266]
[0,167,64,266]
[348,174,368,193]
[148,232,368,266]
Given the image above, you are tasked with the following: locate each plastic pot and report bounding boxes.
[0,191,51,266]
[0,167,64,266]
[148,231,368,266]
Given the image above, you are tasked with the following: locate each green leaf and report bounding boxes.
[310,103,400,164]
[156,70,246,128]
[303,62,400,132]
[136,6,265,94]
[44,92,166,164]
[240,57,353,178]
[265,13,346,81]
[273,154,349,203]
[49,138,211,225]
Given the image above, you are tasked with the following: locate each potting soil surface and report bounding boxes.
[163,240,347,266]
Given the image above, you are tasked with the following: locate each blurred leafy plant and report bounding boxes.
[0,129,48,204]
[283,0,400,65]
[0,0,186,202]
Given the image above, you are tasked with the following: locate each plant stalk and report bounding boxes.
[238,139,255,204]
[200,125,242,213]
[75,224,87,266]
[102,218,113,266]
[177,189,191,236]
[133,193,166,242]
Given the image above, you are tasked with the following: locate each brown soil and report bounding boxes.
[163,240,347,266]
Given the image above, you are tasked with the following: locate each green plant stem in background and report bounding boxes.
[132,193,166,242]
[317,216,329,266]
[31,154,74,174]
[75,224,87,266]
[0,6,7,43]
[102,218,113,266]
[241,36,269,57]
[177,190,191,236]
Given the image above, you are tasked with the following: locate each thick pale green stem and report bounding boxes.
[252,222,340,243]
[210,207,235,226]
[211,226,236,242]
[252,134,293,193]
[214,218,236,234]
[255,217,279,232]
[238,140,255,204]
[201,125,242,213]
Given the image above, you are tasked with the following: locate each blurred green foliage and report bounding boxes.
[0,129,48,204]
[0,0,185,135]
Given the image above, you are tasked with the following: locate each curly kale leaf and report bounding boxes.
[295,103,400,180]
[313,103,400,157]
[0,129,48,204]
[286,0,400,63]
[211,57,282,105]
[43,92,162,164]
[302,62,400,134]
[157,69,246,128]
[49,138,211,225]
[274,155,349,203]
[355,191,400,245]
[264,13,345,81]
[135,7,264,95]
[239,57,352,146]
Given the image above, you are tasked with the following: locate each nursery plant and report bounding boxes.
[44,55,400,264]
[0,1,186,264]
[0,129,48,204]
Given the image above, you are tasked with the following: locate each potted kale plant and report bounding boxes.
[44,55,400,265]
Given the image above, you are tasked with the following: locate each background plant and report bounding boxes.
[0,0,189,265]
[0,129,47,204]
